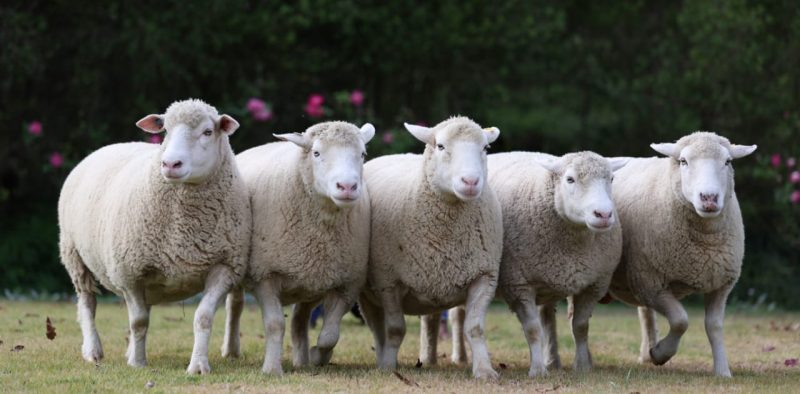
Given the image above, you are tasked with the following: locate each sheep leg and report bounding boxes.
[358,296,386,364]
[123,287,150,367]
[310,293,350,366]
[253,278,285,375]
[291,301,315,367]
[510,288,546,377]
[637,306,658,363]
[464,275,499,380]
[221,287,245,358]
[539,303,561,370]
[378,289,405,370]
[419,313,440,365]
[705,286,733,377]
[77,290,104,363]
[648,291,688,366]
[187,266,236,375]
[449,306,468,364]
[569,292,597,373]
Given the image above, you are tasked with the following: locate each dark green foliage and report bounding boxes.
[1,1,798,307]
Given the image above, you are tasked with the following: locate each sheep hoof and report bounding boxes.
[527,364,547,378]
[476,366,500,380]
[82,344,104,363]
[649,346,670,366]
[309,346,332,366]
[187,358,211,375]
[221,344,240,359]
[261,364,284,376]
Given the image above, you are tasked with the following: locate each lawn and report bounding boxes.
[0,300,798,393]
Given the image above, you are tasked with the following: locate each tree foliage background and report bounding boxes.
[2,0,799,307]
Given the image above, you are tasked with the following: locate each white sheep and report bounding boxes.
[58,99,250,374]
[422,151,628,377]
[221,121,375,375]
[608,131,756,377]
[359,117,503,379]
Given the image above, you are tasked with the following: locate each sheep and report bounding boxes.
[359,117,503,379]
[607,132,757,377]
[220,121,375,375]
[421,151,628,377]
[57,99,250,375]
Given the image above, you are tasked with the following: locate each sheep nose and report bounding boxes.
[700,193,718,203]
[336,182,358,192]
[162,160,182,169]
[461,176,479,186]
[593,210,612,220]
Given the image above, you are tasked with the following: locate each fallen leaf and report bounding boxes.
[499,363,508,369]
[415,359,423,368]
[11,345,24,352]
[0,340,3,345]
[24,313,39,318]
[258,334,264,339]
[392,371,419,387]
[439,353,446,358]
[786,358,799,367]
[46,317,57,340]
[17,319,22,325]
[762,345,776,352]
[145,381,155,389]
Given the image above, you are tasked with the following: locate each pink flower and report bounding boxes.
[791,190,800,205]
[148,135,163,144]
[771,153,782,168]
[252,108,273,122]
[308,94,325,107]
[28,121,42,136]
[304,103,324,118]
[787,157,796,168]
[382,132,394,144]
[791,171,800,184]
[350,90,365,107]
[247,98,267,114]
[49,152,64,168]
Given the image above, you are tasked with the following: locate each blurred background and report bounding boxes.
[1,1,798,308]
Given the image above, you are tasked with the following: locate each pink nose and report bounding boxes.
[162,160,182,169]
[461,176,479,186]
[336,182,358,192]
[700,193,718,203]
[593,210,612,220]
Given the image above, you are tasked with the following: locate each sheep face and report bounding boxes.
[534,153,628,232]
[651,132,756,218]
[137,101,239,184]
[405,120,500,202]
[275,122,375,208]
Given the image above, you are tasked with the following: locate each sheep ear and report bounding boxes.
[404,123,435,145]
[136,114,164,134]
[274,133,309,148]
[483,127,500,143]
[360,123,376,144]
[218,114,239,135]
[650,143,680,159]
[729,144,757,159]
[607,157,630,172]
[531,155,563,173]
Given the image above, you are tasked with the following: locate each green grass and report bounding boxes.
[0,300,798,393]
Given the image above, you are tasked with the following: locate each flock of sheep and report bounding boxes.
[57,99,756,379]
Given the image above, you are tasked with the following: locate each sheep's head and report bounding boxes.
[136,99,239,184]
[533,152,628,232]
[406,117,499,202]
[275,121,374,208]
[651,132,756,218]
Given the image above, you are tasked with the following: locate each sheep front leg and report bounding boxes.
[221,287,245,358]
[449,306,468,364]
[378,289,405,370]
[637,306,658,363]
[464,275,499,380]
[187,267,235,375]
[510,287,546,377]
[123,288,150,367]
[569,292,598,373]
[253,279,285,375]
[648,291,688,366]
[291,301,315,367]
[358,296,386,364]
[539,303,561,370]
[309,293,351,366]
[705,286,733,377]
[77,290,104,363]
[419,313,440,365]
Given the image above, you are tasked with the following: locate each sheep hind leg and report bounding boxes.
[450,306,468,365]
[310,293,351,366]
[637,306,658,363]
[291,301,315,367]
[705,286,733,377]
[511,290,547,378]
[358,296,386,364]
[539,303,561,370]
[378,289,405,370]
[648,291,688,366]
[419,313,439,365]
[221,287,245,358]
[63,245,104,364]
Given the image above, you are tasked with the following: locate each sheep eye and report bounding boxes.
[313,151,320,158]
[566,176,575,184]
[361,152,367,160]
[436,144,445,151]
[725,158,732,166]
[202,129,213,137]
[484,144,490,152]
[679,158,688,166]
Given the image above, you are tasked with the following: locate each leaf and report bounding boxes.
[785,358,799,367]
[392,371,419,387]
[11,345,24,352]
[762,345,776,352]
[415,359,423,368]
[46,317,56,340]
[499,363,508,369]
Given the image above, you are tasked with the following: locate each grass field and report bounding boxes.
[1,300,798,393]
